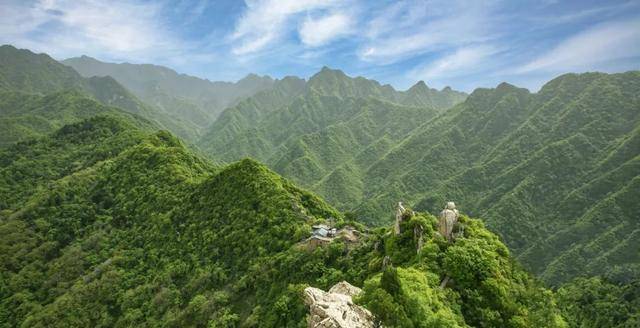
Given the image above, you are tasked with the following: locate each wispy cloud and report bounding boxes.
[525,1,638,28]
[358,0,495,64]
[0,0,183,61]
[411,45,501,80]
[299,12,352,47]
[517,18,640,73]
[229,0,348,55]
[0,0,638,90]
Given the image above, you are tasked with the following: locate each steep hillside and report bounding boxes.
[199,75,306,149]
[0,45,200,142]
[0,116,153,210]
[63,55,275,128]
[0,90,152,147]
[198,68,466,207]
[305,67,466,108]
[557,277,639,328]
[355,71,640,285]
[198,69,638,287]
[0,118,570,327]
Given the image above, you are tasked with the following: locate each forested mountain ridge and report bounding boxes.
[62,55,275,129]
[198,75,307,151]
[0,42,638,327]
[305,66,466,108]
[197,67,467,206]
[0,45,200,142]
[0,90,150,147]
[196,68,639,287]
[0,117,574,327]
[355,71,640,285]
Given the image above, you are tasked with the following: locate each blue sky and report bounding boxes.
[1,0,639,92]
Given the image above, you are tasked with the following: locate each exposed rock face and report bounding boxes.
[304,281,375,328]
[439,201,459,242]
[394,202,406,235]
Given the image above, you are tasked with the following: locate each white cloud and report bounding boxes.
[0,0,182,61]
[358,0,495,64]
[517,18,640,73]
[42,0,164,52]
[230,0,344,55]
[412,45,500,80]
[299,12,352,47]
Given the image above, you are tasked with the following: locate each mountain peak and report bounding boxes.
[314,66,347,78]
[237,73,274,86]
[307,66,351,91]
[496,82,515,89]
[0,44,18,51]
[408,80,429,93]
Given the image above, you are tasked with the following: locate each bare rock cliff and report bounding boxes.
[304,281,375,328]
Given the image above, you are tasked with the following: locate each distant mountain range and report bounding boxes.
[197,66,640,286]
[62,55,275,131]
[0,45,202,142]
[0,44,638,327]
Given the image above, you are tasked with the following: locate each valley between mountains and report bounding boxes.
[0,44,638,327]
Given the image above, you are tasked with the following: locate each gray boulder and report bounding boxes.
[304,281,375,328]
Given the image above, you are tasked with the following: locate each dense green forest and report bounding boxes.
[0,44,638,327]
[1,116,570,327]
[196,68,640,287]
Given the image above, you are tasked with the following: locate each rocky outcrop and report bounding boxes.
[304,281,375,328]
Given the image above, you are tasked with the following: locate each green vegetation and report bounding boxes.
[199,68,640,287]
[355,72,640,286]
[358,213,567,328]
[198,67,466,210]
[1,44,638,326]
[0,45,200,142]
[62,55,276,130]
[1,117,574,327]
[557,277,639,327]
[0,90,152,147]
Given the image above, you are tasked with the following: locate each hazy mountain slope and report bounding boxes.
[0,117,567,327]
[0,45,86,93]
[198,76,306,151]
[0,90,151,147]
[198,68,466,154]
[0,45,200,142]
[402,82,468,109]
[355,71,640,285]
[62,55,275,127]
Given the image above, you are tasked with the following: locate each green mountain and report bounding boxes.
[0,45,200,142]
[198,68,467,207]
[199,75,307,150]
[0,117,571,327]
[354,72,640,286]
[62,55,275,129]
[0,90,151,147]
[303,67,466,108]
[1,44,637,326]
[198,68,639,287]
